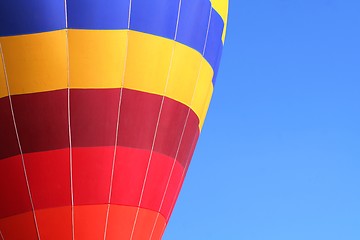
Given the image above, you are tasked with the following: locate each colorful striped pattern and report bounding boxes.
[0,0,228,239]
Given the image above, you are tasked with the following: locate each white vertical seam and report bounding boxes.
[102,36,126,240]
[159,134,198,238]
[127,0,133,29]
[129,1,183,239]
[148,109,190,240]
[129,47,174,240]
[63,0,73,239]
[102,1,133,239]
[64,0,68,28]
[0,44,41,240]
[149,6,213,239]
[65,29,74,240]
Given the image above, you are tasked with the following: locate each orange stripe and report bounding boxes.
[0,45,7,98]
[0,205,166,239]
[107,205,166,240]
[0,211,38,239]
[36,206,72,239]
[74,205,108,240]
[106,204,137,240]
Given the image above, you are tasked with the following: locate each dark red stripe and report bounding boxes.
[154,97,195,161]
[0,88,200,168]
[116,89,162,150]
[115,89,200,167]
[70,89,120,147]
[11,89,69,155]
[176,109,200,167]
[0,97,20,160]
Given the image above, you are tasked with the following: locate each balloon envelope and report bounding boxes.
[0,0,228,239]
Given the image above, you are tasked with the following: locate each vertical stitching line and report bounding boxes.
[65,29,74,240]
[129,1,183,239]
[64,0,68,29]
[0,43,41,240]
[149,6,213,239]
[103,1,133,239]
[63,1,74,239]
[159,134,198,237]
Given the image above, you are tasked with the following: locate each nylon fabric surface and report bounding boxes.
[0,0,228,239]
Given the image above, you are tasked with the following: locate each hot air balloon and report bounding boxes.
[0,0,228,239]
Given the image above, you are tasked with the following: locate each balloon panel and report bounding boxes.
[0,1,224,82]
[0,0,228,238]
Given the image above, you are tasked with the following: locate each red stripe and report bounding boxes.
[110,146,185,218]
[25,149,71,209]
[0,155,32,218]
[161,161,186,221]
[0,146,196,218]
[109,147,149,207]
[73,147,114,205]
[141,152,176,211]
[163,131,199,221]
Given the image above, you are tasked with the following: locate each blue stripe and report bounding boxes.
[130,0,180,40]
[0,0,224,84]
[204,9,225,84]
[177,0,212,54]
[211,44,224,85]
[67,0,130,29]
[0,0,66,36]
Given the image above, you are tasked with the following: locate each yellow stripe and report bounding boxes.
[68,30,127,88]
[193,67,214,129]
[123,31,173,94]
[211,0,229,42]
[0,31,68,97]
[200,84,214,129]
[0,46,7,98]
[0,30,214,129]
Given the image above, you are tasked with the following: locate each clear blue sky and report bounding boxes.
[164,1,360,239]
